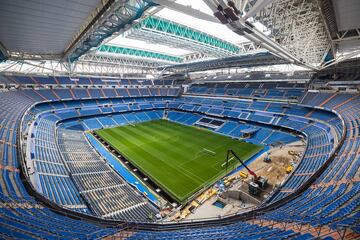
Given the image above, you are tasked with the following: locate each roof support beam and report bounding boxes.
[317,0,337,61]
[150,0,219,23]
[63,0,156,62]
[125,16,241,58]
[254,0,332,66]
[81,54,160,68]
[0,57,156,76]
[333,29,360,43]
[242,0,274,20]
[162,52,288,73]
[317,0,338,39]
[204,0,316,69]
[321,49,360,69]
[96,44,183,63]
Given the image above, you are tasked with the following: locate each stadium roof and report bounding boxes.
[105,0,256,57]
[333,0,360,32]
[331,0,360,54]
[162,52,289,73]
[0,0,154,61]
[0,0,360,76]
[0,0,101,56]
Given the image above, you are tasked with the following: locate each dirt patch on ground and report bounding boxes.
[180,140,306,221]
[244,140,305,188]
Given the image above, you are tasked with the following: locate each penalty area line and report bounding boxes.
[221,156,235,168]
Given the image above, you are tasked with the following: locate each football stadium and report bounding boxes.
[0,0,359,239]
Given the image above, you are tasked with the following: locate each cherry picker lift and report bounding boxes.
[225,149,268,196]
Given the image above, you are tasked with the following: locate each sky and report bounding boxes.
[107,0,253,56]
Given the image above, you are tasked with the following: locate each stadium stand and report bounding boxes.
[1,0,360,238]
[187,81,305,101]
[0,76,175,87]
[0,73,359,239]
[58,129,157,220]
[0,90,120,239]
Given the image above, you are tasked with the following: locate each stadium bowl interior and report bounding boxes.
[0,0,359,239]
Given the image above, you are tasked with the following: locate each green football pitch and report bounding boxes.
[95,120,264,204]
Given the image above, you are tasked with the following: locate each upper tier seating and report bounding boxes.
[187,81,305,101]
[256,93,360,230]
[0,75,176,86]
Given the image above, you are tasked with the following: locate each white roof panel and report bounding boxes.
[333,0,360,31]
[0,0,100,54]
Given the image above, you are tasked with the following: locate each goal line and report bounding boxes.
[196,148,216,157]
[203,148,216,155]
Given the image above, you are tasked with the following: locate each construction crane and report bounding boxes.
[225,149,268,196]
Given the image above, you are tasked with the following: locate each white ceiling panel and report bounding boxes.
[333,0,360,31]
[0,0,100,54]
